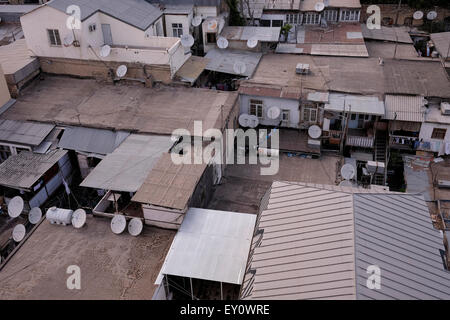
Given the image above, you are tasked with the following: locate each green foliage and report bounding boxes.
[281,24,293,36]
[226,0,245,26]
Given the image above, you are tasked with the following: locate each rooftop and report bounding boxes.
[0,39,39,84]
[430,32,450,60]
[221,26,281,42]
[300,0,361,11]
[0,216,175,299]
[0,76,238,135]
[205,49,262,77]
[365,41,427,60]
[361,24,413,44]
[0,119,55,147]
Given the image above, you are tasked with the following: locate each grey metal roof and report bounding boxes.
[158,208,256,285]
[80,134,173,192]
[383,95,426,122]
[354,194,450,300]
[324,94,385,116]
[430,32,450,60]
[361,24,413,44]
[205,49,262,77]
[47,0,162,31]
[58,126,129,155]
[148,0,221,6]
[242,181,450,300]
[0,120,54,147]
[0,149,67,190]
[221,27,281,42]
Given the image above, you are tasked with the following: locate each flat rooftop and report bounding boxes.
[0,76,238,135]
[0,39,39,83]
[0,216,175,299]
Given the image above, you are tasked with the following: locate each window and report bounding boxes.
[260,20,271,27]
[340,10,360,22]
[249,100,263,118]
[47,29,61,46]
[350,114,357,121]
[304,13,320,25]
[206,32,217,44]
[303,107,317,122]
[281,110,290,126]
[431,128,447,140]
[172,23,183,38]
[88,23,96,32]
[272,20,283,27]
[364,114,370,121]
[286,14,302,25]
[323,10,338,22]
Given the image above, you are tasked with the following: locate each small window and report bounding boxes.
[88,23,96,32]
[172,23,183,38]
[249,100,263,118]
[206,33,217,44]
[271,20,283,27]
[431,128,447,140]
[350,114,357,121]
[364,114,370,121]
[340,9,360,22]
[47,29,61,46]
[304,107,317,122]
[260,20,270,27]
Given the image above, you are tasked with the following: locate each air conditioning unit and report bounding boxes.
[296,63,310,75]
[441,102,450,116]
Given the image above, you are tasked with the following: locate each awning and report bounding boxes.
[325,94,385,116]
[205,49,262,77]
[175,55,209,85]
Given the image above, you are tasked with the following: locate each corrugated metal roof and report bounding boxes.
[80,134,173,192]
[221,27,281,42]
[0,120,54,147]
[361,24,413,44]
[430,32,450,60]
[242,181,450,300]
[346,135,374,148]
[307,91,329,102]
[354,194,450,300]
[47,0,162,31]
[310,44,368,57]
[58,126,129,155]
[0,149,67,190]
[175,55,209,85]
[132,153,207,210]
[324,94,385,115]
[383,95,426,122]
[205,49,262,77]
[159,208,256,285]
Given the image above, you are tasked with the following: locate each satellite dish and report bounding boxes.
[99,44,111,58]
[315,2,325,12]
[8,196,24,218]
[63,33,74,47]
[128,218,143,236]
[216,36,228,49]
[339,180,355,188]
[192,16,202,27]
[248,115,259,129]
[116,65,127,78]
[267,106,281,119]
[12,224,26,242]
[207,19,218,31]
[233,61,247,75]
[72,209,86,229]
[427,11,437,21]
[28,207,42,225]
[247,37,258,49]
[413,11,424,20]
[341,164,356,180]
[308,125,322,139]
[180,34,195,48]
[111,215,126,234]
[239,114,251,127]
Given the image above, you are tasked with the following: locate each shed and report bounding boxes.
[204,49,262,77]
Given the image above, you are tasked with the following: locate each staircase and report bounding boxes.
[373,130,387,186]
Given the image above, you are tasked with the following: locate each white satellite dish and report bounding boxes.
[180,34,195,48]
[63,33,75,47]
[8,196,24,218]
[248,115,259,129]
[28,207,42,225]
[339,180,355,188]
[239,114,251,127]
[111,215,126,234]
[247,37,258,49]
[341,164,356,180]
[128,218,143,237]
[308,125,322,139]
[413,11,424,20]
[427,11,437,21]
[116,65,127,78]
[192,16,202,27]
[207,19,218,31]
[99,44,111,58]
[267,106,281,119]
[72,209,86,229]
[315,2,325,12]
[216,36,228,49]
[12,224,26,242]
[233,61,247,75]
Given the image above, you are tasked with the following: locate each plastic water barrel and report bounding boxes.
[46,207,73,226]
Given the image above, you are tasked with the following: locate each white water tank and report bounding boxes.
[46,207,73,226]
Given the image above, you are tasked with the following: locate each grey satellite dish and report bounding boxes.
[116,65,127,78]
[99,44,111,58]
[192,16,202,27]
[308,125,322,139]
[339,180,354,188]
[111,215,126,234]
[248,115,259,129]
[239,114,251,127]
[413,11,424,20]
[180,34,195,48]
[12,224,26,242]
[63,33,75,46]
[247,37,258,49]
[28,207,42,225]
[217,36,228,49]
[233,61,247,75]
[427,11,437,21]
[267,106,281,119]
[341,164,356,180]
[315,2,325,12]
[8,196,24,218]
[128,218,143,236]
[72,209,86,229]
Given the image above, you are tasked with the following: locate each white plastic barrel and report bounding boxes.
[46,207,73,226]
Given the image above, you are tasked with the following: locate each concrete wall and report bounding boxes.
[0,66,11,108]
[164,13,193,38]
[419,122,450,153]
